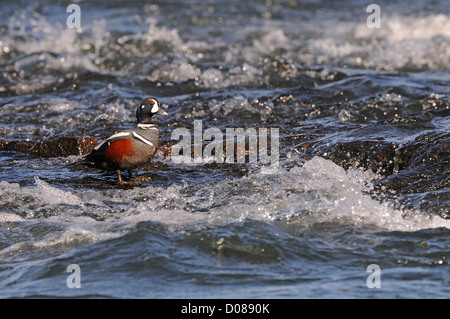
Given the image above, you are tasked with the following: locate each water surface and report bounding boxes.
[0,0,449,298]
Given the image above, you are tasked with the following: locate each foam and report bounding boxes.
[0,221,118,259]
[0,155,448,259]
[105,157,449,232]
[5,9,101,72]
[1,159,449,235]
[230,13,450,71]
[5,6,447,89]
[0,212,24,222]
[33,177,82,206]
[200,157,450,231]
[354,13,450,42]
[2,10,450,80]
[30,225,116,249]
[122,209,209,227]
[0,177,102,218]
[338,13,450,70]
[149,61,201,82]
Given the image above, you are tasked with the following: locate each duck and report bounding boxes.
[82,98,167,183]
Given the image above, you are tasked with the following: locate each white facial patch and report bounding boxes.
[151,102,159,113]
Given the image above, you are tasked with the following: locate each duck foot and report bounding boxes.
[116,170,134,184]
[118,170,152,183]
[129,176,152,182]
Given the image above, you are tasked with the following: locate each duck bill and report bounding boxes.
[157,108,168,115]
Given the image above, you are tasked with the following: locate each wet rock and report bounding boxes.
[380,111,434,126]
[375,132,450,195]
[29,137,99,157]
[0,137,98,157]
[312,140,398,176]
[0,140,35,153]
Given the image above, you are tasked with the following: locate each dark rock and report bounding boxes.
[375,132,450,195]
[0,140,35,153]
[0,137,98,157]
[314,140,397,176]
[380,111,434,126]
[28,137,99,157]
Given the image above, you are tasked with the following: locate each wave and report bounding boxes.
[1,6,449,95]
[0,157,448,257]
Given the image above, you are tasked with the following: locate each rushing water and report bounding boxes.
[0,0,449,298]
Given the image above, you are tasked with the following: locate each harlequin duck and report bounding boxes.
[83,98,167,183]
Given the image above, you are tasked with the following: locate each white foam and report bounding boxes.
[5,9,102,73]
[200,68,225,88]
[225,13,450,71]
[321,13,450,70]
[0,155,448,259]
[354,13,450,42]
[294,158,449,230]
[199,157,450,231]
[2,155,449,235]
[122,209,208,227]
[0,220,119,259]
[252,29,291,53]
[0,178,102,219]
[33,177,82,206]
[4,6,448,85]
[149,61,201,82]
[0,212,24,222]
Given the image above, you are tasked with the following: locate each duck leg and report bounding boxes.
[117,170,134,184]
[117,169,124,184]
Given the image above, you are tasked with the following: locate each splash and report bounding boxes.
[2,156,449,234]
[201,157,450,231]
[3,5,448,95]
